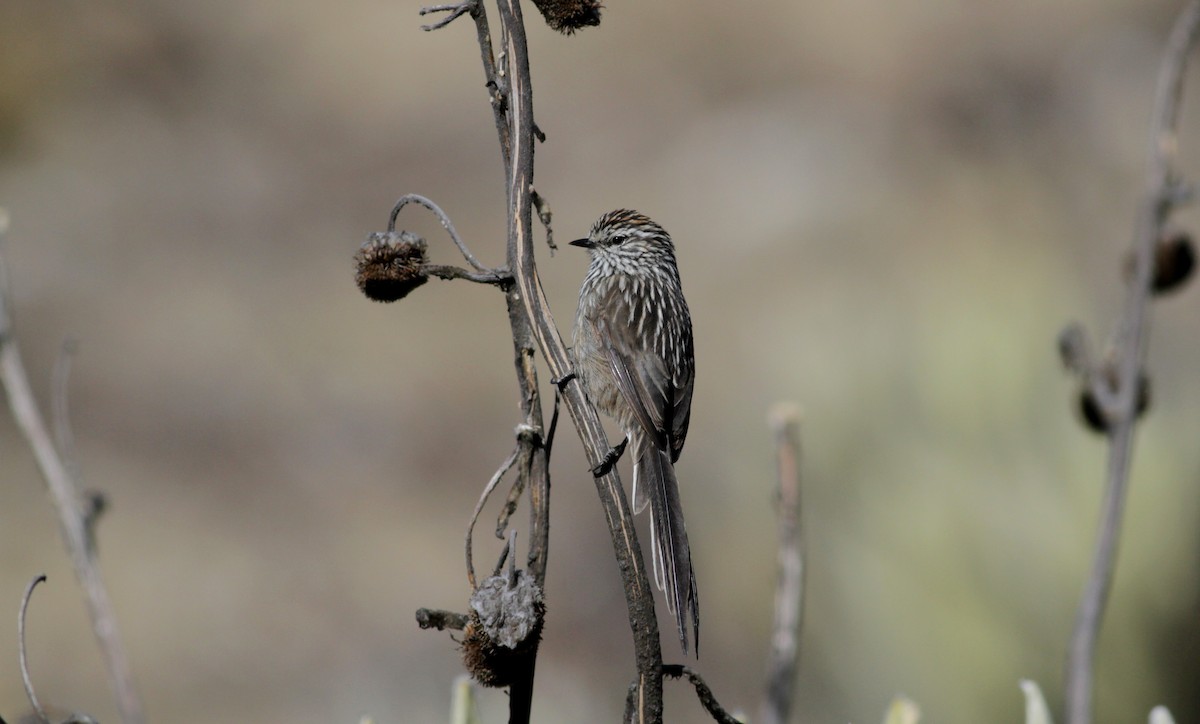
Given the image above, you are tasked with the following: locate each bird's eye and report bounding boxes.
[607,234,626,246]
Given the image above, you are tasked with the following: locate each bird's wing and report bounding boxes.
[592,283,689,454]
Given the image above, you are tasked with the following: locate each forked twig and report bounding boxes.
[420,1,474,31]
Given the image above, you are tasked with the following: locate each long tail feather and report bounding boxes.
[636,437,699,655]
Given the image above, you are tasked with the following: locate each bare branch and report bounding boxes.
[760,404,805,724]
[19,574,50,724]
[1065,4,1200,723]
[0,222,144,724]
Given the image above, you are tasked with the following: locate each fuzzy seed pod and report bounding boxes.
[354,231,429,302]
[529,0,602,34]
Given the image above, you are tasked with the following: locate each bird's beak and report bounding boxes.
[569,237,594,249]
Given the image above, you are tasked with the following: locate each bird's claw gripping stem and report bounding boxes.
[591,436,628,477]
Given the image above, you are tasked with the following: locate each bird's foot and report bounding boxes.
[591,436,628,477]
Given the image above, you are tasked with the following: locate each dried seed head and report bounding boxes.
[460,613,518,688]
[459,572,545,688]
[354,231,429,302]
[1151,230,1195,294]
[530,0,602,34]
[1123,230,1196,295]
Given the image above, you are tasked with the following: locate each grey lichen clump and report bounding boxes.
[460,571,545,688]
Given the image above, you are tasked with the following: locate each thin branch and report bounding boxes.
[0,225,144,724]
[760,404,805,724]
[389,193,491,272]
[492,0,665,720]
[623,666,739,724]
[466,446,520,589]
[420,1,474,31]
[424,263,513,285]
[1064,4,1200,723]
[19,574,50,724]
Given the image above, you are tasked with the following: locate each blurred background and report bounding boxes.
[0,0,1198,721]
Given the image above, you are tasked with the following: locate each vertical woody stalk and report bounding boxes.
[490,0,665,720]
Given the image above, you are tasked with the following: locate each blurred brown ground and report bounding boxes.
[0,1,1198,722]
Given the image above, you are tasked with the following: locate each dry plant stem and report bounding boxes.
[425,0,663,717]
[20,574,50,724]
[0,251,144,724]
[1065,4,1200,724]
[491,0,665,720]
[760,405,805,724]
[421,6,551,720]
[389,182,545,724]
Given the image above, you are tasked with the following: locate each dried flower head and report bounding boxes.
[530,0,602,34]
[354,231,429,302]
[460,571,545,688]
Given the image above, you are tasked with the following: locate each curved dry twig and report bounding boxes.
[389,193,491,272]
[624,665,738,724]
[466,446,520,589]
[19,574,50,724]
[1064,4,1200,723]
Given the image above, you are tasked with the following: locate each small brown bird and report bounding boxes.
[570,209,699,654]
